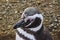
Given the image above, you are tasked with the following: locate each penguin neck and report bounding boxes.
[36,25,44,34]
[34,25,44,40]
[16,25,44,40]
[22,25,44,35]
[22,25,44,40]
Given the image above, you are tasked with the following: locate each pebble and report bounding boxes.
[0,17,2,20]
[15,11,18,14]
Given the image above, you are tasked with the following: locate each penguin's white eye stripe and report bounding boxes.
[23,13,43,23]
[21,13,27,19]
[25,14,43,20]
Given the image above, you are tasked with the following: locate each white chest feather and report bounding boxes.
[16,28,36,40]
[16,33,24,40]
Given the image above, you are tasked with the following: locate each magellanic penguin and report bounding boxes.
[13,7,53,40]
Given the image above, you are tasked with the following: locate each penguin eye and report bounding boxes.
[26,17,41,28]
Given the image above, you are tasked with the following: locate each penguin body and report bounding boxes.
[14,7,53,40]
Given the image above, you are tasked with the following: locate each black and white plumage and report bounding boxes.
[13,7,53,40]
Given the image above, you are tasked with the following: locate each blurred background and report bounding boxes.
[0,0,60,40]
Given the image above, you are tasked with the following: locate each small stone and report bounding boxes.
[37,1,41,5]
[45,20,48,21]
[57,24,59,26]
[0,17,2,20]
[59,20,60,22]
[7,25,12,30]
[49,5,53,7]
[2,11,6,14]
[9,4,12,6]
[7,6,10,9]
[57,17,60,20]
[2,29,5,32]
[54,26,57,29]
[2,5,5,8]
[51,24,54,26]
[52,29,55,31]
[6,0,9,2]
[15,11,18,13]
[54,19,58,22]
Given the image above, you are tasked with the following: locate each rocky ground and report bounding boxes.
[0,0,60,40]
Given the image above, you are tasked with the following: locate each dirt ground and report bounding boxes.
[0,0,60,40]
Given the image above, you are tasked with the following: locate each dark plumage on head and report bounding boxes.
[13,7,43,32]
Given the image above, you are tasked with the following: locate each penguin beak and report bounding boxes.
[13,19,26,29]
[13,18,32,29]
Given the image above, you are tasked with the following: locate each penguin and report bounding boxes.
[13,7,53,40]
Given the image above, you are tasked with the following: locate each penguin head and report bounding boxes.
[13,7,43,31]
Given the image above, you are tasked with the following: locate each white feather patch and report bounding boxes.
[17,28,36,40]
[16,33,24,40]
